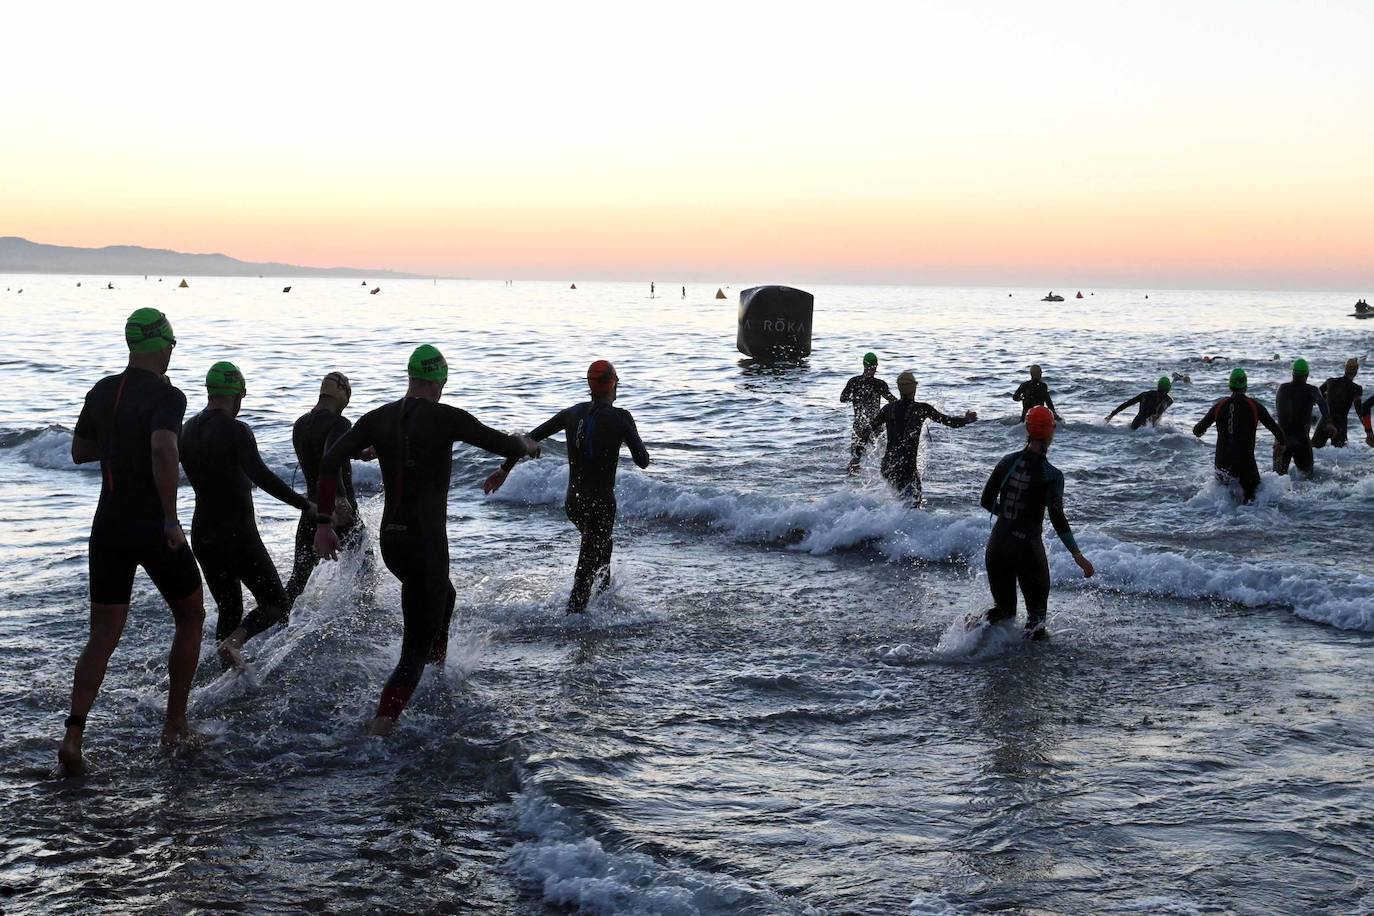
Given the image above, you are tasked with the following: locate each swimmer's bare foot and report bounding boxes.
[367,716,396,737]
[160,721,208,749]
[57,735,86,777]
[217,636,246,671]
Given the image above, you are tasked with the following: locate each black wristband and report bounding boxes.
[64,714,86,730]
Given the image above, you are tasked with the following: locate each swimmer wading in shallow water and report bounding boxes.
[179,361,314,669]
[978,406,1094,640]
[858,370,975,506]
[312,345,539,736]
[1274,358,1334,477]
[1192,367,1284,504]
[61,308,206,776]
[1105,377,1173,429]
[484,360,650,614]
[840,351,895,473]
[1312,358,1373,449]
[285,371,374,610]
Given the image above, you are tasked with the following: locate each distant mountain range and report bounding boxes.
[0,236,433,279]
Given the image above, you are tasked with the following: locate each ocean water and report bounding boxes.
[1,277,1372,914]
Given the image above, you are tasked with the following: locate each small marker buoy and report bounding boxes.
[570,283,577,289]
[370,287,380,295]
[715,288,727,299]
[361,281,367,286]
[178,279,189,288]
[1075,291,1083,298]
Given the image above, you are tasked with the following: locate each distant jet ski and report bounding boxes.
[1041,292,1064,302]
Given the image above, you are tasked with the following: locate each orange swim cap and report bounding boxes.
[1025,406,1055,441]
[587,360,618,396]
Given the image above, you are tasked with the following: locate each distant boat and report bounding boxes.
[370,287,380,295]
[283,286,292,293]
[178,279,189,288]
[107,282,115,289]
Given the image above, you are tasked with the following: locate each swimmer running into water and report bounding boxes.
[978,406,1094,640]
[484,360,650,614]
[840,352,895,473]
[312,346,539,735]
[61,309,205,775]
[1012,364,1062,423]
[1274,358,1334,477]
[1312,358,1373,449]
[859,371,976,506]
[179,362,313,669]
[1192,367,1284,503]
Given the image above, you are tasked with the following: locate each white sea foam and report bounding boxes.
[493,461,1374,631]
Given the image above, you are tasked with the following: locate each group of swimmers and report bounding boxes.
[55,308,1373,776]
[58,308,647,775]
[840,352,1374,646]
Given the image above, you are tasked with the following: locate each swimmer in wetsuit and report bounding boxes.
[180,362,313,669]
[61,308,206,775]
[285,372,374,609]
[1105,377,1174,429]
[1012,364,1062,423]
[1192,367,1285,503]
[979,406,1094,640]
[1274,358,1334,477]
[484,360,650,614]
[312,345,538,735]
[840,352,895,472]
[859,371,976,506]
[1312,358,1373,449]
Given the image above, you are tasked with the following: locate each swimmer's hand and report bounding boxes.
[482,469,508,495]
[314,524,341,560]
[357,447,377,462]
[164,520,186,551]
[964,410,978,422]
[519,435,541,458]
[1072,552,1095,578]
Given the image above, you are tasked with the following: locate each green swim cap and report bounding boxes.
[408,344,448,383]
[1158,376,1171,392]
[205,361,246,397]
[1229,367,1248,390]
[863,352,878,367]
[125,308,176,354]
[1292,358,1309,376]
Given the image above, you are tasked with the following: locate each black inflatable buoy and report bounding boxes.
[370,287,380,295]
[283,286,292,293]
[736,285,814,361]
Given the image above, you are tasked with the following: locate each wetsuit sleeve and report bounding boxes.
[980,454,1016,515]
[1107,393,1142,419]
[325,417,358,507]
[153,387,188,435]
[1312,385,1330,420]
[1046,467,1080,554]
[877,379,895,402]
[442,405,528,460]
[921,403,969,428]
[235,422,310,512]
[500,409,568,471]
[74,388,98,441]
[1193,402,1219,437]
[1044,388,1058,415]
[1255,402,1285,443]
[1012,382,1028,402]
[317,411,378,518]
[840,378,854,403]
[861,404,890,442]
[622,410,650,469]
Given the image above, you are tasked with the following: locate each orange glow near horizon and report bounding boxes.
[3,2,1372,288]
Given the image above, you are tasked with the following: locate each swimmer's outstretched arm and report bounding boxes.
[1193,402,1221,438]
[1105,393,1142,422]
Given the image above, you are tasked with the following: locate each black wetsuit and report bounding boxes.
[1274,381,1330,475]
[864,399,970,503]
[318,398,527,720]
[505,401,650,613]
[1313,376,1365,448]
[1012,379,1057,422]
[980,449,1079,631]
[75,369,201,605]
[1108,389,1173,429]
[840,373,894,459]
[1192,394,1284,502]
[285,408,362,608]
[180,408,310,641]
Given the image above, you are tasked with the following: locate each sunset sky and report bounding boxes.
[3,1,1372,287]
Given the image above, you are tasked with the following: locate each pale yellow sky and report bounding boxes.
[3,1,1372,287]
